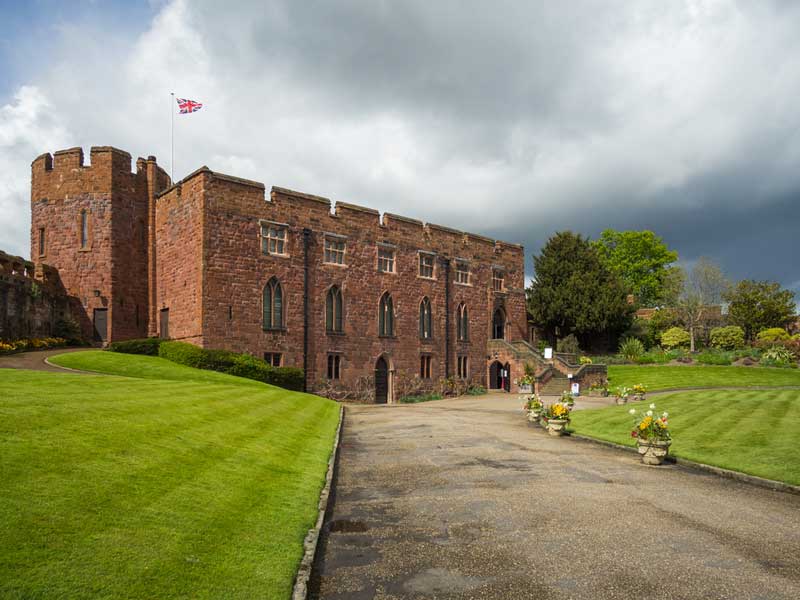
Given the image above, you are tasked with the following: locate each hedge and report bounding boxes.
[107,338,162,356]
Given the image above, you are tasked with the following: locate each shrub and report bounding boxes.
[661,327,691,350]
[579,356,593,365]
[53,317,83,343]
[399,393,443,404]
[108,337,162,356]
[619,337,645,362]
[709,326,745,350]
[760,345,796,368]
[224,354,304,391]
[756,328,791,343]
[696,351,733,366]
[467,385,487,396]
[158,340,209,368]
[557,334,580,355]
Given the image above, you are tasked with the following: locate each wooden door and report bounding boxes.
[159,308,169,339]
[93,308,108,342]
[375,357,388,404]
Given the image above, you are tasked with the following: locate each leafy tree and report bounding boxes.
[593,229,679,307]
[527,231,634,349]
[675,258,730,352]
[724,280,796,342]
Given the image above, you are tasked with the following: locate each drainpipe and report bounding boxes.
[302,228,311,393]
[443,257,451,379]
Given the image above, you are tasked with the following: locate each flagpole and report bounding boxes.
[170,92,175,182]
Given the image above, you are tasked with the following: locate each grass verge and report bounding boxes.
[1,351,340,599]
[608,365,800,391]
[569,390,800,485]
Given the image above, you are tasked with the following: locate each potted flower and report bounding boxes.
[630,403,672,465]
[516,374,534,394]
[542,401,571,436]
[614,386,630,405]
[631,383,647,402]
[560,390,575,408]
[523,394,543,423]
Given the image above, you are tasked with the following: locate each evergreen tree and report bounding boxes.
[725,280,796,342]
[527,231,634,349]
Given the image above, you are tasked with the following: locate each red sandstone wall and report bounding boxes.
[30,147,160,342]
[154,172,206,344]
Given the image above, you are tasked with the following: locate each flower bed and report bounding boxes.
[0,337,68,355]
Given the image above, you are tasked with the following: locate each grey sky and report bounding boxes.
[1,0,798,295]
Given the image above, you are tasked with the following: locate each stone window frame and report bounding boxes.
[325,285,344,334]
[492,268,505,291]
[78,208,92,252]
[327,353,342,380]
[264,352,282,367]
[377,243,397,274]
[378,291,395,337]
[38,227,46,257]
[418,251,436,279]
[419,354,432,379]
[323,233,347,266]
[457,302,469,342]
[262,276,285,331]
[419,296,433,340]
[457,355,469,379]
[260,220,289,257]
[454,259,471,286]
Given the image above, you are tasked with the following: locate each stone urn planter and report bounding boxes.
[615,395,628,405]
[527,409,542,423]
[546,418,569,436]
[632,394,645,402]
[637,439,671,465]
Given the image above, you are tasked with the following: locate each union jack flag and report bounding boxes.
[176,97,203,114]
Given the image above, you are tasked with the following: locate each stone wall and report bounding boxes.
[0,251,70,340]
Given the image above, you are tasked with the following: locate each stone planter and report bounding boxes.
[546,418,569,436]
[637,439,671,465]
[632,394,645,402]
[527,409,542,423]
[615,396,628,405]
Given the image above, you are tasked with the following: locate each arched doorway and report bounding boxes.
[375,356,389,404]
[489,360,511,392]
[492,308,505,340]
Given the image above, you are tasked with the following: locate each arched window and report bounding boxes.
[326,286,343,333]
[457,303,469,341]
[419,297,432,339]
[379,292,394,337]
[262,277,283,330]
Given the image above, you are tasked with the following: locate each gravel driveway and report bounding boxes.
[311,394,800,599]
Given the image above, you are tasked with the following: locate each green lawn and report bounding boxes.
[608,364,800,391]
[570,389,800,485]
[1,351,340,599]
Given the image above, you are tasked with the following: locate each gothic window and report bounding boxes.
[324,236,346,264]
[419,297,432,339]
[326,286,343,333]
[379,292,394,336]
[261,223,287,255]
[457,303,469,341]
[262,277,284,330]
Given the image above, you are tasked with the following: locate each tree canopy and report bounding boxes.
[527,231,633,349]
[724,280,796,341]
[674,257,730,352]
[592,229,679,307]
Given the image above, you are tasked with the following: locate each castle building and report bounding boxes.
[29,145,595,402]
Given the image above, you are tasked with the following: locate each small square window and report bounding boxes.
[419,253,435,278]
[455,261,470,285]
[324,237,346,264]
[492,269,504,291]
[378,247,395,273]
[261,224,288,255]
[327,354,341,379]
[264,352,282,367]
[420,355,432,379]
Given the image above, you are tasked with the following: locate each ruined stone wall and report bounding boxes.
[0,251,70,340]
